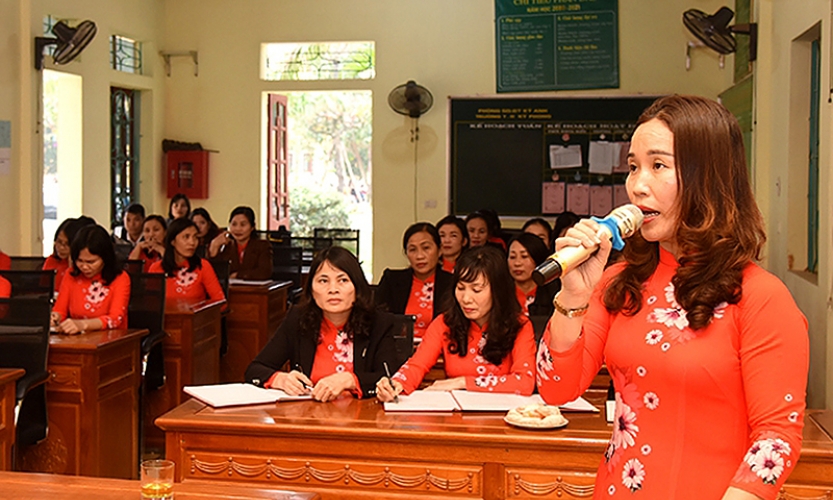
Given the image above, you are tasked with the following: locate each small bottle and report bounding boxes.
[605,380,616,423]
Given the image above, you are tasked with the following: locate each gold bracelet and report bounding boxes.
[552,294,589,318]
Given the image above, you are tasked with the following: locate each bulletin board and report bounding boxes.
[449,95,659,217]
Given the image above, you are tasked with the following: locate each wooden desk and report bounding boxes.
[19,329,147,479]
[158,395,833,500]
[145,300,225,450]
[0,369,23,470]
[0,470,320,499]
[222,281,291,383]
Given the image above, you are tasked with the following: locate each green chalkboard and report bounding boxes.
[450,96,658,217]
[495,0,619,92]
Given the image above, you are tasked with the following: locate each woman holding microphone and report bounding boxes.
[536,95,808,499]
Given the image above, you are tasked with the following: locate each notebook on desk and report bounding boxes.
[228,279,274,286]
[184,383,312,408]
[383,390,598,413]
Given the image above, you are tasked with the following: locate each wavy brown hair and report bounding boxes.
[604,95,766,330]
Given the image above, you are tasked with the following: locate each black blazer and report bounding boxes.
[245,306,399,398]
[527,279,562,317]
[213,237,272,280]
[374,267,453,319]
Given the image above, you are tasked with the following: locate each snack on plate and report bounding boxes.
[504,404,568,429]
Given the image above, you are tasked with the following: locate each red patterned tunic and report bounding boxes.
[43,255,70,290]
[392,314,536,395]
[404,274,435,339]
[536,247,808,499]
[52,271,131,329]
[514,284,537,316]
[147,259,225,308]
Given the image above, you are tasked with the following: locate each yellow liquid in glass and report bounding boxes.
[141,482,173,499]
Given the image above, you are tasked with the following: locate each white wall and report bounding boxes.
[0,0,167,254]
[162,0,733,276]
[754,0,832,408]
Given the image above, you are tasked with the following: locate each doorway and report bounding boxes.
[42,70,83,256]
[270,91,373,278]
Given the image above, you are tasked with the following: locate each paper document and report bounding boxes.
[383,390,598,413]
[383,390,460,412]
[588,141,616,174]
[229,279,274,286]
[567,183,590,215]
[451,390,544,412]
[549,144,583,169]
[542,182,565,214]
[590,185,613,217]
[184,383,312,408]
[613,184,630,208]
[559,396,600,412]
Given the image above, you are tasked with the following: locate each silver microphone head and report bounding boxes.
[609,204,644,238]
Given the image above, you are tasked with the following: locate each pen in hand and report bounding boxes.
[294,364,312,392]
[383,362,399,403]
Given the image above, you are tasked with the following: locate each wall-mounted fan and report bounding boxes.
[389,80,434,220]
[34,20,98,70]
[683,7,757,68]
[388,80,434,118]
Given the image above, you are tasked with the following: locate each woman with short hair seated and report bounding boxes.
[51,225,131,334]
[436,215,468,273]
[148,218,225,308]
[128,215,167,272]
[508,233,559,317]
[375,222,452,340]
[246,246,399,402]
[209,206,272,280]
[466,209,506,252]
[522,217,553,251]
[376,245,536,400]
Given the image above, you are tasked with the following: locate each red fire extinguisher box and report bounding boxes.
[166,150,209,199]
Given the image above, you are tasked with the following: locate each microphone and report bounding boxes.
[532,204,644,285]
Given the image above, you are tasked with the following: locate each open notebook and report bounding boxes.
[384,390,598,413]
[184,383,312,408]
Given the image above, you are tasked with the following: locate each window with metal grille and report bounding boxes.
[110,35,143,74]
[261,42,375,81]
[110,87,140,228]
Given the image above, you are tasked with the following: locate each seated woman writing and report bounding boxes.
[128,215,167,272]
[209,206,272,280]
[148,218,226,308]
[508,233,559,317]
[245,246,399,402]
[51,225,131,334]
[376,245,536,400]
[374,222,453,340]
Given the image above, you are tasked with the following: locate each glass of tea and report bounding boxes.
[141,459,175,499]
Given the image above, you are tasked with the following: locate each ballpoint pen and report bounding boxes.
[294,363,312,391]
[383,361,399,403]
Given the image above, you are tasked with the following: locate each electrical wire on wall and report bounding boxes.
[387,80,433,221]
[411,116,421,221]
